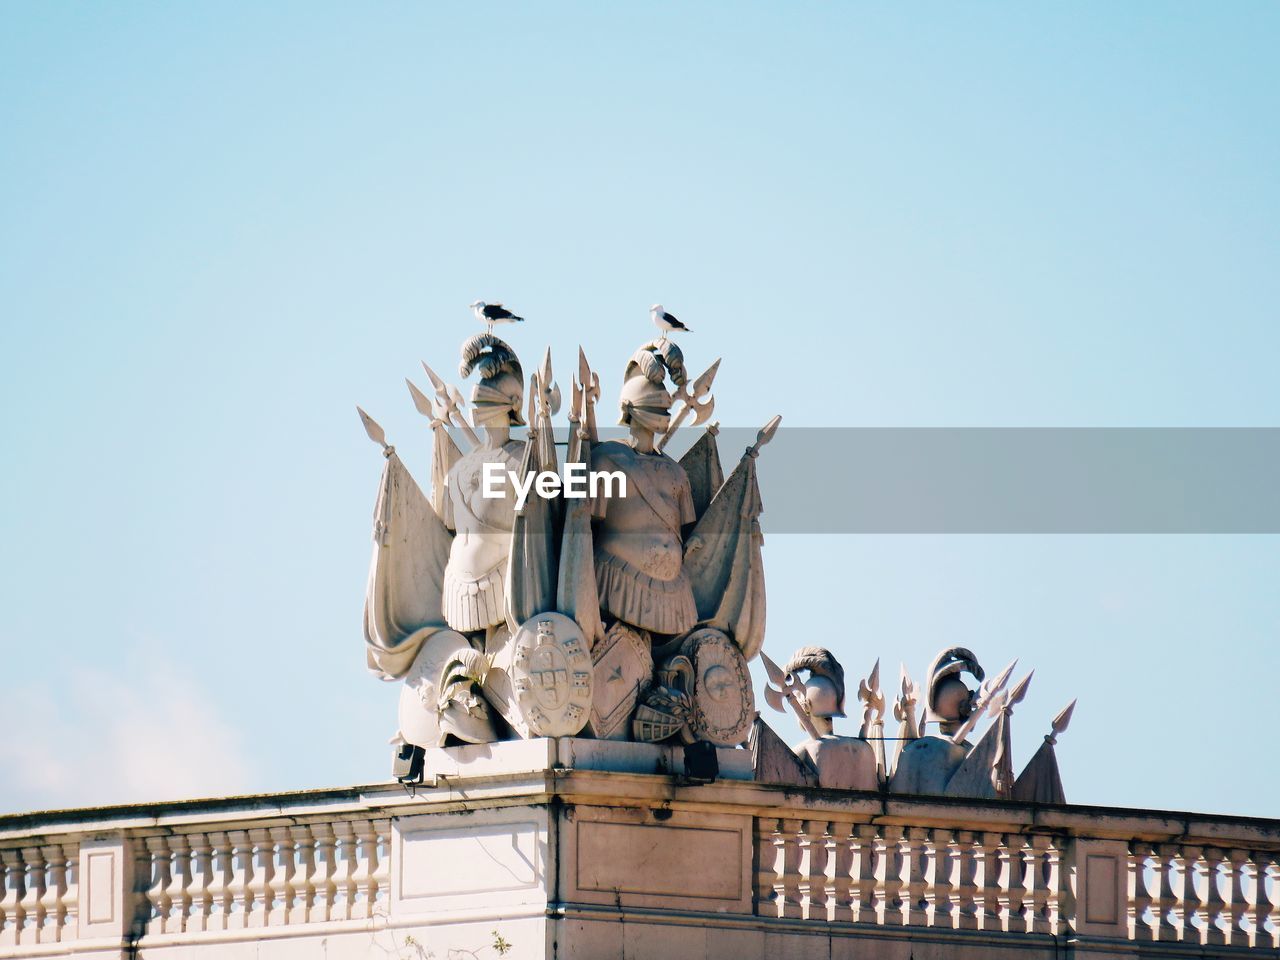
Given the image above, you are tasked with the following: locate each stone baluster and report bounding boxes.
[1129,842,1155,940]
[978,832,1003,931]
[1152,843,1178,941]
[954,831,978,930]
[798,820,828,920]
[144,836,172,935]
[59,842,78,942]
[873,824,903,925]
[1226,848,1249,947]
[1203,846,1226,945]
[351,820,378,921]
[1003,833,1026,933]
[247,829,275,927]
[311,822,338,923]
[1045,838,1065,934]
[1252,851,1278,948]
[38,845,65,944]
[18,846,46,943]
[337,821,362,921]
[777,819,803,919]
[0,849,26,946]
[853,824,879,924]
[226,830,253,928]
[206,832,232,931]
[1026,835,1051,934]
[905,828,929,926]
[827,822,853,923]
[371,819,392,910]
[270,827,297,926]
[1177,844,1203,943]
[292,825,318,923]
[167,835,192,934]
[930,828,955,929]
[188,834,213,933]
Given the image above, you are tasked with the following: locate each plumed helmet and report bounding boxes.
[460,333,526,426]
[618,343,675,425]
[924,647,984,725]
[784,646,846,717]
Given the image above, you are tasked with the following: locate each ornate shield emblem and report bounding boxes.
[398,629,472,748]
[586,623,653,740]
[511,612,593,737]
[681,628,754,747]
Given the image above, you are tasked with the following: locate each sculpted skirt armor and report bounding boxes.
[593,547,697,636]
[442,562,506,633]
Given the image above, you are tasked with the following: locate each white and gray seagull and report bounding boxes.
[470,300,525,333]
[650,304,691,340]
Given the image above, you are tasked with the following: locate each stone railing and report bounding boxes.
[754,816,1280,950]
[1130,843,1279,948]
[756,819,1068,932]
[0,738,1277,958]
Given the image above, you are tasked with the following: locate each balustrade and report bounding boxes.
[0,765,1277,957]
[1128,842,1278,948]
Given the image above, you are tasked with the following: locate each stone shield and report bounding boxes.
[681,628,755,747]
[511,612,594,737]
[586,623,653,740]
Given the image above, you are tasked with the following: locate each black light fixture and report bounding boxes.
[394,743,425,784]
[682,741,719,784]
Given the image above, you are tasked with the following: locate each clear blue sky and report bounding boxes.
[1,3,1276,816]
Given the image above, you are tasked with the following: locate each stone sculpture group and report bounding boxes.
[358,312,1074,802]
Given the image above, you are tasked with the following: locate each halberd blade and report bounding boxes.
[760,652,788,687]
[763,684,787,714]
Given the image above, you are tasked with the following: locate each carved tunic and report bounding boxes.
[590,440,698,635]
[442,440,523,632]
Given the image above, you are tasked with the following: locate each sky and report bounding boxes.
[0,3,1277,818]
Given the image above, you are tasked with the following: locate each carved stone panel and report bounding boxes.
[586,623,653,741]
[511,611,593,737]
[681,628,755,747]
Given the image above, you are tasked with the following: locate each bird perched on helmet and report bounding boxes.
[470,301,524,333]
[650,304,690,339]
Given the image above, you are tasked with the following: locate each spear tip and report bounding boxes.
[356,406,389,449]
[405,378,434,417]
[1051,698,1077,738]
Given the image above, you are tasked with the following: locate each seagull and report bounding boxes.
[650,304,690,340]
[470,300,524,333]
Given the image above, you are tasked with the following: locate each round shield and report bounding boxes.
[681,628,755,746]
[398,629,472,748]
[511,612,593,737]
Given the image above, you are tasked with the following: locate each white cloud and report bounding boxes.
[0,663,254,813]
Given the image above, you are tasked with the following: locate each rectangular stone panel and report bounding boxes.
[563,805,753,914]
[78,837,134,940]
[1084,854,1118,924]
[391,807,550,917]
[577,821,742,900]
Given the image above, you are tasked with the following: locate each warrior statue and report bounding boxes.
[590,341,698,638]
[889,647,985,795]
[441,334,526,637]
[778,647,879,790]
